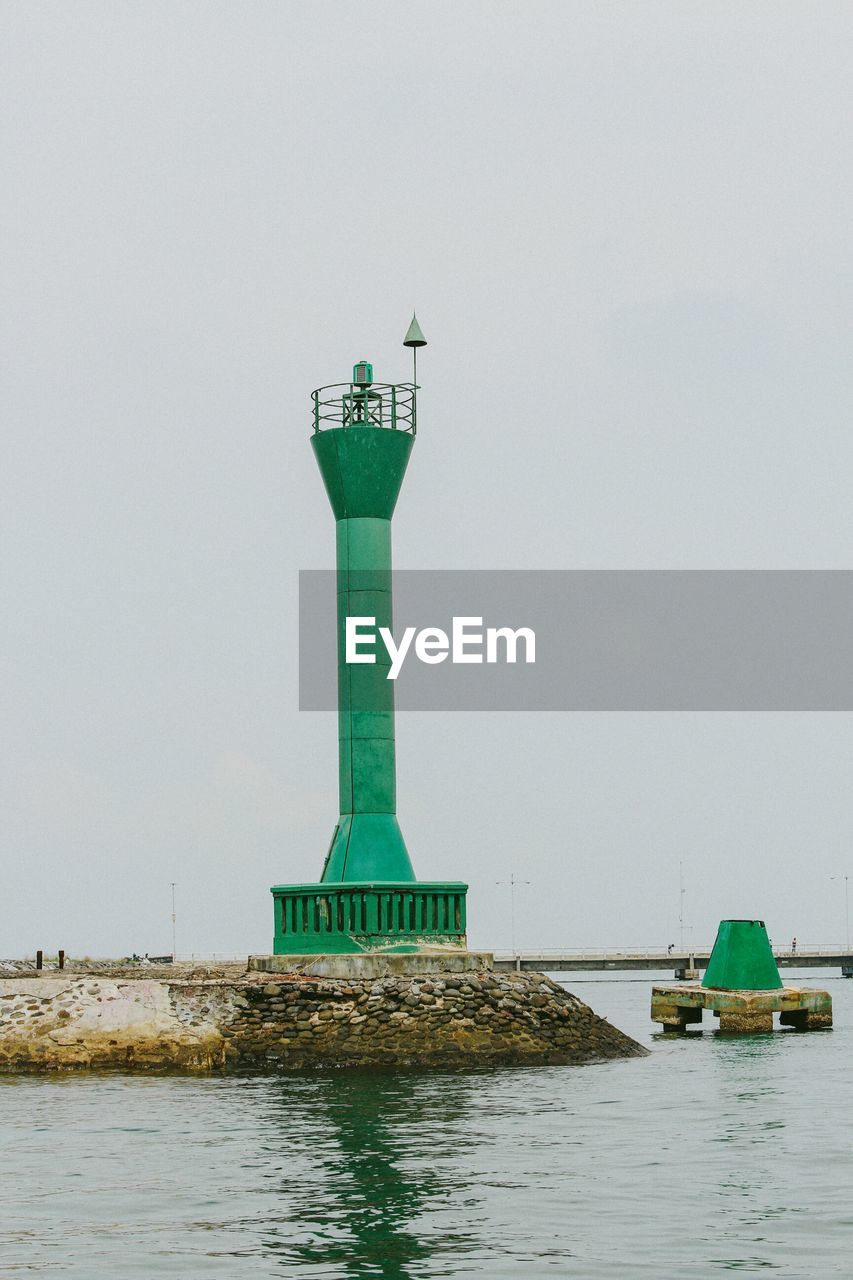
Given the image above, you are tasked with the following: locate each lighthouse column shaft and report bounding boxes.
[337,517,396,817]
[311,423,417,885]
[320,514,416,883]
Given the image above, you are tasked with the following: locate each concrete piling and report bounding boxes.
[651,982,832,1034]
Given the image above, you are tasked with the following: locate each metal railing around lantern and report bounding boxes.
[311,382,417,435]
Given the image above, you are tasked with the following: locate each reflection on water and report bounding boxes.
[1,979,852,1277]
[258,1074,475,1277]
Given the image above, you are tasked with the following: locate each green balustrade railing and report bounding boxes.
[271,882,467,955]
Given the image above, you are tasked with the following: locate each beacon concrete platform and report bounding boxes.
[652,918,832,1033]
[651,982,832,1033]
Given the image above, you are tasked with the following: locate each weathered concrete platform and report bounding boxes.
[248,951,493,978]
[652,982,832,1033]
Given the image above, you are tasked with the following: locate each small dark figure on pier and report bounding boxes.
[667,943,674,955]
[791,936,797,955]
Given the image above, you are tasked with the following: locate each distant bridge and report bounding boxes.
[492,946,853,978]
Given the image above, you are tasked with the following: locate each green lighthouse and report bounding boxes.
[271,320,468,955]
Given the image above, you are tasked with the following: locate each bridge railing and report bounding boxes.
[491,943,849,960]
[492,947,713,960]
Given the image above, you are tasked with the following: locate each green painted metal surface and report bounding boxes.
[312,427,413,520]
[271,362,468,955]
[271,882,468,955]
[312,419,418,931]
[702,919,783,991]
[313,431,415,884]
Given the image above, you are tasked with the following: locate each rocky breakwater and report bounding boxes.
[0,970,647,1071]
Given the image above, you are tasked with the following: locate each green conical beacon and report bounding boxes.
[651,916,832,1034]
[270,331,468,955]
[702,919,783,991]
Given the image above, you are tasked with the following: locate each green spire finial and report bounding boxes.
[403,312,427,348]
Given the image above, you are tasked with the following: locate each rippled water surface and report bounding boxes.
[2,973,852,1278]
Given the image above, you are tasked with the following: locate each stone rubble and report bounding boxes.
[0,969,646,1071]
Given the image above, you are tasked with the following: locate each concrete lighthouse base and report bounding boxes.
[248,949,493,979]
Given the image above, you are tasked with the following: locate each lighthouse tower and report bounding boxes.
[270,319,468,955]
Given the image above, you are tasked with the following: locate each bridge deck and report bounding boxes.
[492,948,853,974]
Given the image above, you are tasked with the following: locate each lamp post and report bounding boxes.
[830,874,850,949]
[496,873,530,959]
[170,882,176,961]
[678,860,686,950]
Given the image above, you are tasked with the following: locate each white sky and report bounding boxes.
[3,2,853,958]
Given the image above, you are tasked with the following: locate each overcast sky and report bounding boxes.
[3,2,853,959]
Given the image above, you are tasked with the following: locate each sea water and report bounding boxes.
[1,972,851,1278]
